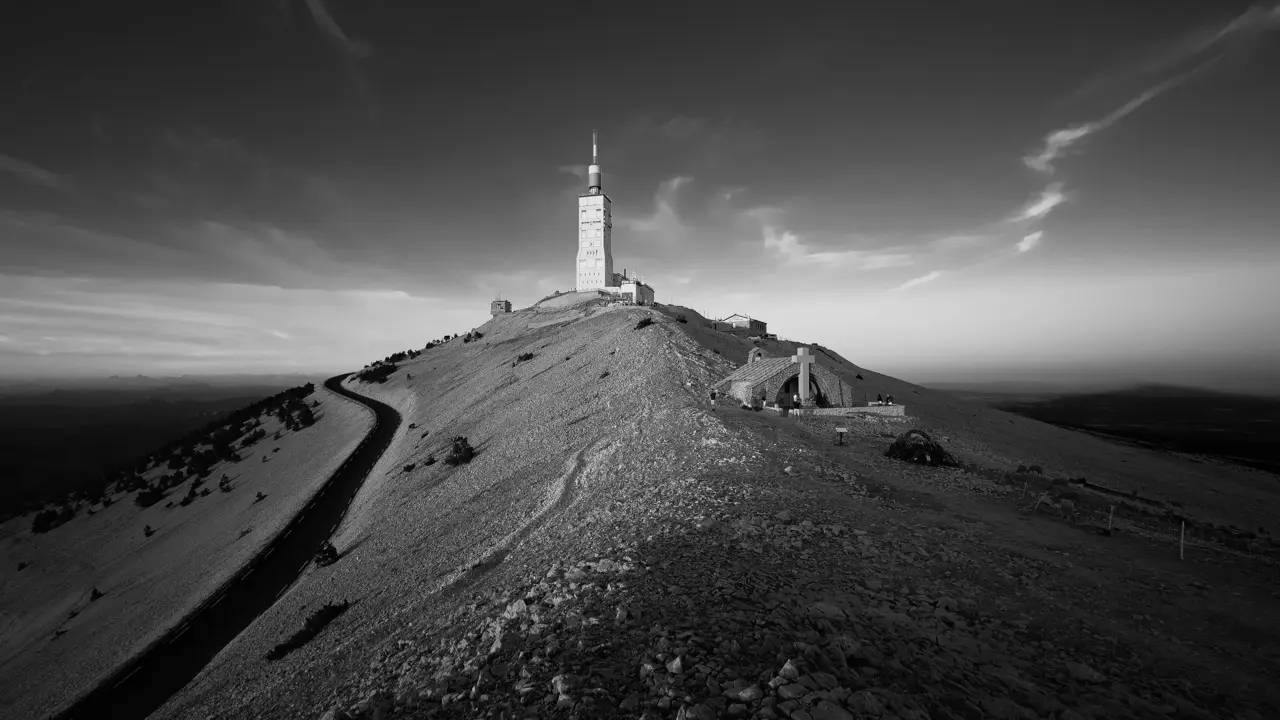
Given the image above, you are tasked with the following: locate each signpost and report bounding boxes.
[835,427,847,446]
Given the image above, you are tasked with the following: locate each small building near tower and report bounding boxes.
[720,314,767,334]
[490,299,512,316]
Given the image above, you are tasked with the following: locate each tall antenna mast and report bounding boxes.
[588,130,602,194]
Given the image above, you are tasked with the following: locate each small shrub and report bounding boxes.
[17,561,29,571]
[135,486,164,508]
[314,541,339,567]
[90,587,104,601]
[856,374,864,380]
[143,525,155,538]
[444,436,475,466]
[600,370,610,379]
[421,430,430,438]
[200,488,212,497]
[408,422,417,429]
[255,491,267,503]
[404,463,416,472]
[712,348,720,354]
[676,314,687,323]
[424,454,437,466]
[515,352,534,364]
[635,317,653,330]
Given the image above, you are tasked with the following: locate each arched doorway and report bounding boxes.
[775,373,823,407]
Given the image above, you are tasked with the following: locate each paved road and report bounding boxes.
[51,373,401,720]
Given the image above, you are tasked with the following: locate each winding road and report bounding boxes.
[50,373,401,720]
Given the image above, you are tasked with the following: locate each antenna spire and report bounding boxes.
[592,129,598,165]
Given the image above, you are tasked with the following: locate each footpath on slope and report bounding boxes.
[317,403,1278,720]
[50,373,400,720]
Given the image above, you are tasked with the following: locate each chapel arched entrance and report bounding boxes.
[775,373,824,407]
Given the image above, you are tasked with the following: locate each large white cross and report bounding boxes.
[791,347,815,403]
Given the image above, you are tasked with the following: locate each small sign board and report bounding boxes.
[835,427,847,446]
[835,427,848,433]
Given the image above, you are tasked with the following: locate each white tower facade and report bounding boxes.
[576,130,614,292]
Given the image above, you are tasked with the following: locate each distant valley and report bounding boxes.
[937,383,1280,476]
[0,375,321,520]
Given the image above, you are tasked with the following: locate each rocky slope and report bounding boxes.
[154,300,1279,720]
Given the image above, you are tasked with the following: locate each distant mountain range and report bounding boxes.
[0,373,329,398]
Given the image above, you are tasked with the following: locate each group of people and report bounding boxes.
[875,393,895,405]
[708,388,767,412]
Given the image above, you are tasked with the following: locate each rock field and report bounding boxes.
[149,303,1278,720]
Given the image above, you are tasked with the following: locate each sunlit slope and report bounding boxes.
[154,300,767,718]
[0,385,372,720]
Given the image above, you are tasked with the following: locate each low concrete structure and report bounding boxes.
[792,405,906,418]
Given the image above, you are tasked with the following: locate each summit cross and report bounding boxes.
[791,347,815,403]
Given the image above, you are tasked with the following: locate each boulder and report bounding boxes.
[884,429,959,467]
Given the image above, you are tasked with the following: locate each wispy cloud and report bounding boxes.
[1012,183,1068,222]
[929,234,992,252]
[557,164,587,181]
[302,0,371,59]
[762,226,914,270]
[617,176,693,242]
[893,271,944,292]
[0,154,68,190]
[1016,231,1043,254]
[1020,2,1280,225]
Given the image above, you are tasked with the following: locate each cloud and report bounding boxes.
[1018,2,1280,229]
[302,0,372,59]
[1016,231,1043,254]
[0,154,68,189]
[617,176,693,242]
[929,234,992,252]
[893,271,944,292]
[762,226,914,270]
[1013,183,1068,222]
[1023,79,1184,176]
[660,116,707,141]
[557,164,587,180]
[0,274,473,378]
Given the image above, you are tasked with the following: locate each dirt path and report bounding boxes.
[50,374,400,720]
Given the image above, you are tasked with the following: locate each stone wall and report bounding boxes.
[792,405,906,418]
[536,291,612,310]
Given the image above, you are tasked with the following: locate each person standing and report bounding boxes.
[709,388,718,411]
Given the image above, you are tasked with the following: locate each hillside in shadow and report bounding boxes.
[984,384,1280,475]
[0,382,303,519]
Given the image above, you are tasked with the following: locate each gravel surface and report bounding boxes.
[148,302,1279,720]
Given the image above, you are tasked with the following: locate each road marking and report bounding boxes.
[112,666,142,689]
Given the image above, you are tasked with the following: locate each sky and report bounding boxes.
[2,1,1279,393]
